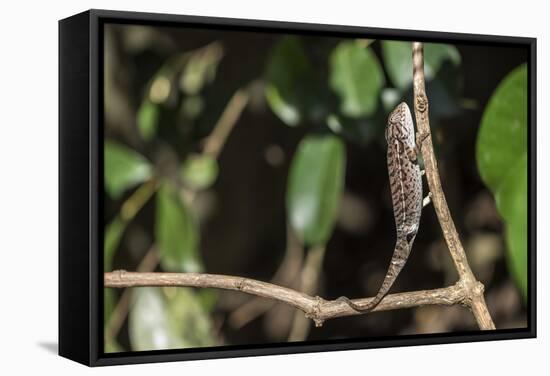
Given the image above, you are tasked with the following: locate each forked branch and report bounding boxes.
[104,42,496,331]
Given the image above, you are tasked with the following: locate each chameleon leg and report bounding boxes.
[408,131,431,162]
[406,145,418,163]
[423,192,432,208]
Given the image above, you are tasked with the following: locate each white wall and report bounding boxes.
[0,0,545,374]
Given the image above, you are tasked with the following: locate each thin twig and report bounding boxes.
[228,225,304,329]
[120,178,158,221]
[412,42,495,330]
[105,271,469,326]
[288,245,326,340]
[203,88,250,159]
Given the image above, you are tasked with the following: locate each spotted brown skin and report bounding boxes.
[339,102,423,312]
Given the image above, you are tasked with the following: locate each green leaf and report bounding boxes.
[104,217,126,271]
[128,287,215,351]
[382,41,461,90]
[286,134,346,246]
[329,41,384,117]
[476,64,527,299]
[499,155,528,298]
[381,88,402,112]
[181,95,205,119]
[129,287,185,351]
[180,42,224,95]
[165,288,215,347]
[477,65,527,192]
[105,339,123,353]
[196,289,219,313]
[181,154,219,190]
[137,100,160,142]
[104,141,153,199]
[265,36,313,126]
[156,184,202,272]
[104,288,116,326]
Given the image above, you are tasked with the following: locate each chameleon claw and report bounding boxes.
[420,169,425,176]
[423,192,432,208]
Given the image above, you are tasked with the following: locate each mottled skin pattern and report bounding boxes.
[339,102,423,312]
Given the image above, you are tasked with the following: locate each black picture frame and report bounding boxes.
[59,8,537,367]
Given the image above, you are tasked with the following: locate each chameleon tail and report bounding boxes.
[339,238,411,312]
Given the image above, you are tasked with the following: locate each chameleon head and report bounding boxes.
[385,102,414,143]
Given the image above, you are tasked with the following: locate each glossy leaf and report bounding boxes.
[196,289,219,313]
[104,141,152,199]
[129,287,185,351]
[498,155,528,298]
[265,36,313,126]
[180,42,224,95]
[181,154,219,190]
[329,41,384,117]
[156,184,202,272]
[165,288,215,347]
[286,134,345,246]
[148,74,172,104]
[476,64,527,299]
[137,100,160,142]
[382,41,460,90]
[381,88,401,112]
[128,287,215,351]
[477,65,527,191]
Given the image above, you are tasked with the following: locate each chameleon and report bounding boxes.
[339,102,429,312]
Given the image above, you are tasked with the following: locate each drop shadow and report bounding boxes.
[37,341,58,354]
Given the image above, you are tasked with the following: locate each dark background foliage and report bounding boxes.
[103,23,528,352]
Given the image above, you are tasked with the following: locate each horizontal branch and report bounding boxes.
[105,271,467,326]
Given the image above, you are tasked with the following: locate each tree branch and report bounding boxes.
[103,42,497,336]
[412,42,495,330]
[105,271,468,326]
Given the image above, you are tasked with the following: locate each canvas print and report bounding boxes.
[102,22,529,354]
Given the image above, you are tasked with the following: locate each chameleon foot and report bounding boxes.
[423,192,432,208]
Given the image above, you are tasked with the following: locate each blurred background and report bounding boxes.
[103,22,528,353]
